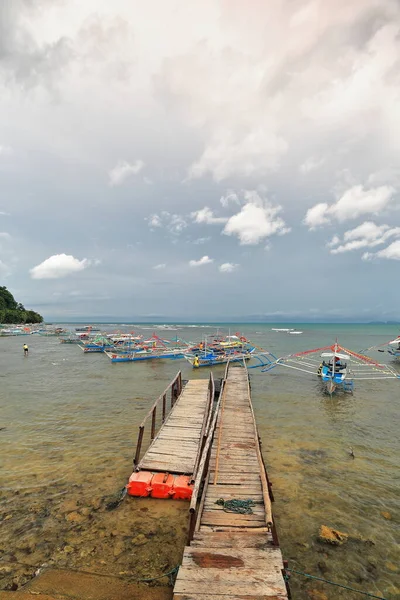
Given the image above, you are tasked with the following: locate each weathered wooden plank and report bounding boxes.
[182,547,284,570]
[174,572,287,596]
[190,531,273,548]
[174,595,287,600]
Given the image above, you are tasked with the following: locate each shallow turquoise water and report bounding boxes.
[1,323,399,598]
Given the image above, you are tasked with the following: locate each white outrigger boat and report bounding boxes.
[261,341,399,395]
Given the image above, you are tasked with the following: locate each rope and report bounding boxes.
[105,486,127,511]
[137,565,179,585]
[0,558,179,587]
[215,498,255,514]
[287,567,387,599]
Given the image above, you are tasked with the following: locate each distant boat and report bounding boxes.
[105,348,186,363]
[75,326,100,332]
[271,328,294,332]
[289,331,303,335]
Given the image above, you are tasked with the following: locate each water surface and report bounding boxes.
[1,323,399,598]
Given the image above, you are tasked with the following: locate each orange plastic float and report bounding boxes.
[126,472,193,500]
[173,475,193,500]
[126,471,153,497]
[150,473,175,498]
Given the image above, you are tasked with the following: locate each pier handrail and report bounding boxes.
[133,370,182,467]
[243,361,275,534]
[188,362,230,542]
[191,372,215,483]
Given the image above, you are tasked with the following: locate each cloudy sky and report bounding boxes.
[1,0,400,321]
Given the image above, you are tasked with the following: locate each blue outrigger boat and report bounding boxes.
[105,348,186,363]
[261,341,399,395]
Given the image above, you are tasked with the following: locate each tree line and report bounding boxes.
[0,286,43,324]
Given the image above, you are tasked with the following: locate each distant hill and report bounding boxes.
[0,286,43,324]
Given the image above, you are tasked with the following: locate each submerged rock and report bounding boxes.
[381,511,392,520]
[65,511,85,524]
[318,525,348,545]
[131,533,147,547]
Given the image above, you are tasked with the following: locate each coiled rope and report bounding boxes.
[215,498,255,514]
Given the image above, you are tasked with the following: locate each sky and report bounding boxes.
[1,0,400,322]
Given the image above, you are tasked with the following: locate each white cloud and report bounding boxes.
[149,214,162,228]
[329,221,400,254]
[363,240,400,261]
[153,263,166,270]
[191,207,228,224]
[169,214,187,234]
[304,184,397,229]
[30,254,91,279]
[223,191,290,245]
[147,211,187,235]
[220,190,240,208]
[219,262,239,273]
[147,212,187,235]
[108,159,145,186]
[188,129,288,182]
[299,157,324,174]
[193,236,211,245]
[189,255,214,267]
[326,235,340,248]
[304,203,330,229]
[0,232,12,239]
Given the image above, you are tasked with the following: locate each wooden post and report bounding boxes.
[162,393,166,423]
[178,371,182,394]
[151,407,156,440]
[134,425,144,466]
[172,382,177,407]
[188,509,197,544]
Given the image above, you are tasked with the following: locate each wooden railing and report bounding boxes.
[187,362,230,542]
[133,371,183,467]
[190,372,215,483]
[243,361,279,544]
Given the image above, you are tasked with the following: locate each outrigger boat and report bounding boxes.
[360,334,400,362]
[388,337,400,360]
[186,348,255,368]
[105,348,186,363]
[104,333,189,363]
[79,335,114,353]
[261,341,399,394]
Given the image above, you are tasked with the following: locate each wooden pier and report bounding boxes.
[133,372,214,478]
[173,363,289,599]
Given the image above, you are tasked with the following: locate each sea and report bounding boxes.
[1,323,399,599]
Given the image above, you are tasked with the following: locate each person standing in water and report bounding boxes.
[23,344,28,356]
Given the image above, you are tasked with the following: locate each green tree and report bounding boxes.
[0,287,43,324]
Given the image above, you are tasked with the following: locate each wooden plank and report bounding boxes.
[190,532,273,549]
[174,595,288,600]
[182,547,284,570]
[174,571,287,597]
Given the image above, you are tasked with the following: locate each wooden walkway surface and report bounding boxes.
[173,365,288,600]
[139,379,210,475]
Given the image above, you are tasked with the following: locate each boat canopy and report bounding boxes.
[321,352,350,360]
[389,338,400,346]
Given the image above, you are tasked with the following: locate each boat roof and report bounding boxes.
[321,352,350,360]
[389,338,400,345]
